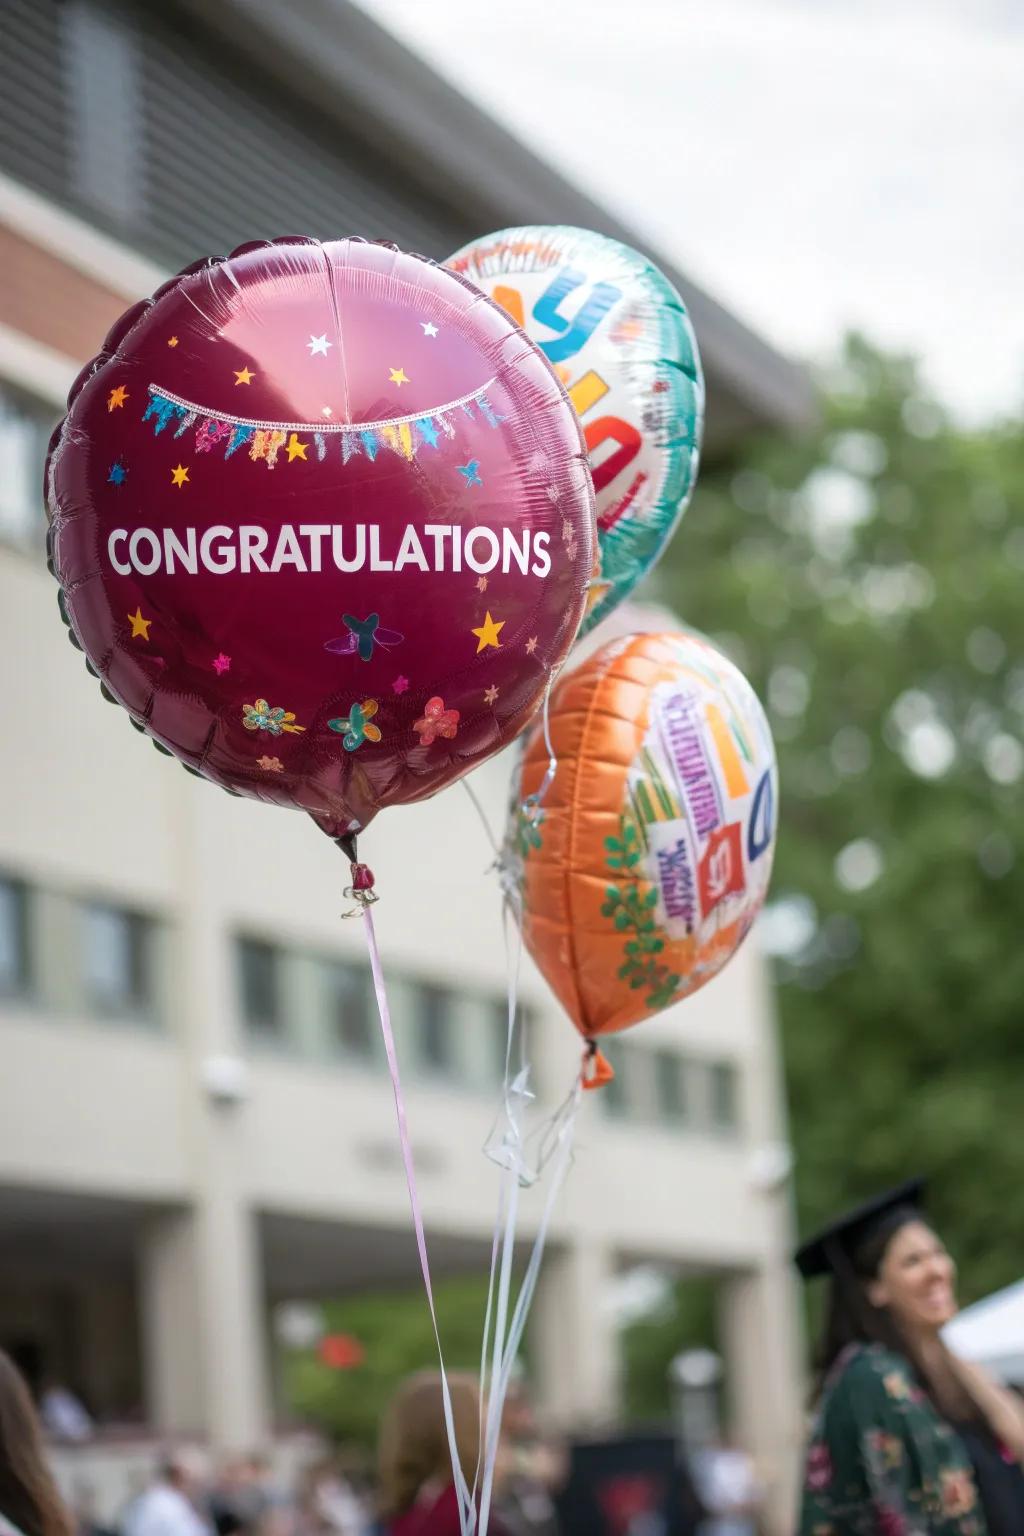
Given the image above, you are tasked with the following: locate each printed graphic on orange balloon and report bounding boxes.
[508,631,777,1039]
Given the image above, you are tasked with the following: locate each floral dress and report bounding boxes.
[799,1343,986,1535]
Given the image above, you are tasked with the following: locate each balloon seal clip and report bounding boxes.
[341,863,378,918]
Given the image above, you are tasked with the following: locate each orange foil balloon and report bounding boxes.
[508,631,777,1038]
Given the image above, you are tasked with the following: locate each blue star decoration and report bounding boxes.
[457,459,483,488]
[108,462,127,486]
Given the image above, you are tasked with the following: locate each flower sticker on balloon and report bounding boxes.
[328,700,382,753]
[242,699,306,735]
[324,613,404,663]
[413,697,460,746]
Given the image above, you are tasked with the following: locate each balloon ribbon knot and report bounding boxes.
[581,1039,615,1091]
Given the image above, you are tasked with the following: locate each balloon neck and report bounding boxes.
[336,835,379,916]
[581,1039,615,1092]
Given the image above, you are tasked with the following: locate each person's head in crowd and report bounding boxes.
[377,1373,479,1522]
[0,1349,73,1536]
[161,1448,211,1502]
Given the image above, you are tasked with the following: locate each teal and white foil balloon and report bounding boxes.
[448,226,704,633]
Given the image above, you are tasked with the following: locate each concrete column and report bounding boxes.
[713,949,804,1534]
[163,780,272,1451]
[719,1254,804,1536]
[530,1240,619,1430]
[195,1157,270,1451]
[139,1198,269,1450]
[140,1211,206,1435]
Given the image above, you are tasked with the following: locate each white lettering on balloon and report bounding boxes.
[104,524,558,578]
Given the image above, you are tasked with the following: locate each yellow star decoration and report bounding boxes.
[171,464,190,488]
[286,433,307,462]
[234,367,255,386]
[107,385,129,411]
[127,607,152,640]
[388,366,410,387]
[167,336,179,348]
[471,611,505,653]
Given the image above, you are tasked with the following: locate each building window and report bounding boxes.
[237,937,283,1039]
[654,1050,688,1124]
[83,903,152,1017]
[709,1061,740,1132]
[417,984,455,1074]
[0,876,30,998]
[0,384,54,554]
[324,957,374,1061]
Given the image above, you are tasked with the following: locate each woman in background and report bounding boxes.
[0,1350,73,1536]
[796,1179,1024,1535]
[377,1373,505,1536]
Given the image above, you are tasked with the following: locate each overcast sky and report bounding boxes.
[358,0,1024,420]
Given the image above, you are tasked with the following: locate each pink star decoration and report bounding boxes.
[392,675,410,695]
[476,576,488,593]
[256,756,284,773]
[213,653,232,674]
[525,636,538,655]
[484,685,499,706]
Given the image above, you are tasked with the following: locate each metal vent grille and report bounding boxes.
[0,0,477,271]
[0,0,70,203]
[133,5,469,267]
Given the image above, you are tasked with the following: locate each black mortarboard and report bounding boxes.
[795,1177,926,1280]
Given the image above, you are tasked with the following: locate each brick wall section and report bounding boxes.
[0,224,137,365]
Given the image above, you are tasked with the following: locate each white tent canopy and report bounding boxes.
[944,1280,1024,1384]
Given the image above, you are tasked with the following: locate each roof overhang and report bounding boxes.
[174,0,818,455]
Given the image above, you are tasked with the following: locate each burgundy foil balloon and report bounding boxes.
[46,238,596,838]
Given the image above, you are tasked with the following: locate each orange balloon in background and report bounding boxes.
[506,631,778,1039]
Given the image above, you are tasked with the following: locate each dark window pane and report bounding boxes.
[84,904,151,1015]
[0,877,30,996]
[654,1051,687,1123]
[238,937,281,1035]
[710,1062,739,1131]
[325,959,373,1059]
[418,984,454,1073]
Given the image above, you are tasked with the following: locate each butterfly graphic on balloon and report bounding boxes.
[324,612,405,664]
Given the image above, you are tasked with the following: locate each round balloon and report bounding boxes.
[447,227,703,633]
[506,631,777,1038]
[46,237,596,839]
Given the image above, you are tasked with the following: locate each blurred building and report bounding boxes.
[0,2,814,1531]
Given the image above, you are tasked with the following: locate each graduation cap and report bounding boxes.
[795,1177,926,1280]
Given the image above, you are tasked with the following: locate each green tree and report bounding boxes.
[656,335,1024,1302]
[282,1275,491,1448]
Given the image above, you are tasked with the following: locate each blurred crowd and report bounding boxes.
[1,1352,764,1536]
[100,1375,570,1536]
